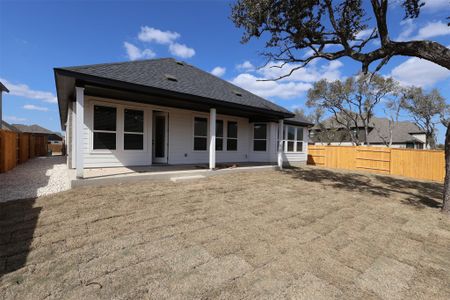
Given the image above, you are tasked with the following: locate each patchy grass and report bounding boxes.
[1,166,450,299]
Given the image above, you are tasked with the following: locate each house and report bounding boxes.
[0,81,10,129]
[54,58,313,178]
[12,124,64,144]
[1,120,21,132]
[310,116,426,149]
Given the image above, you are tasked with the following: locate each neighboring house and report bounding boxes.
[54,58,313,178]
[1,120,21,132]
[310,116,426,149]
[12,123,64,145]
[0,81,10,129]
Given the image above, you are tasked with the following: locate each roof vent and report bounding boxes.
[175,61,184,66]
[165,74,178,82]
[233,90,242,97]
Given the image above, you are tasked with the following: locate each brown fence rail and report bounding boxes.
[0,130,49,173]
[308,145,445,182]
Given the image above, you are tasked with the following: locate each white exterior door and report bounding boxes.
[152,111,168,163]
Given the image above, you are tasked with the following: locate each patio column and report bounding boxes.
[209,108,216,170]
[278,119,284,169]
[75,86,84,178]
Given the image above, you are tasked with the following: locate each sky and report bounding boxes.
[0,0,449,142]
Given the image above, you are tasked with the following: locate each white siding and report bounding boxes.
[74,96,285,168]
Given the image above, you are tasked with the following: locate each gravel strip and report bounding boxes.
[0,156,70,202]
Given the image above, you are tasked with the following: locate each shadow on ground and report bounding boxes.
[0,198,40,278]
[285,166,443,209]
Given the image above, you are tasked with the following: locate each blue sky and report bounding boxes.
[0,0,449,142]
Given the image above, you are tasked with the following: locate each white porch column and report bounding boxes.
[75,86,85,178]
[209,108,216,170]
[278,119,284,169]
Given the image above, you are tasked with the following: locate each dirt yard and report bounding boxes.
[1,166,450,299]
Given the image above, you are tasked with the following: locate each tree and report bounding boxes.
[375,91,404,147]
[441,106,450,213]
[401,88,446,149]
[231,0,450,215]
[231,0,450,74]
[306,73,397,145]
[292,108,314,123]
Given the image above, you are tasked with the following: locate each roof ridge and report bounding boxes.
[57,57,175,71]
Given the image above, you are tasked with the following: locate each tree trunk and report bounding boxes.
[442,124,450,214]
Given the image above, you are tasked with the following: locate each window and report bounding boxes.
[216,120,223,151]
[253,123,267,151]
[93,105,116,150]
[124,109,144,150]
[284,125,305,152]
[227,121,238,151]
[194,117,207,151]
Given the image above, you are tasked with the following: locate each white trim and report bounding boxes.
[209,108,216,169]
[278,119,283,168]
[75,87,84,178]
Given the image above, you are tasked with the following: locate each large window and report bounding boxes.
[93,105,117,150]
[216,120,223,151]
[253,123,267,151]
[124,109,144,150]
[284,125,305,152]
[227,121,238,151]
[194,117,207,151]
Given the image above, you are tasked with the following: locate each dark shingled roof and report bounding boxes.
[58,58,292,115]
[0,81,9,93]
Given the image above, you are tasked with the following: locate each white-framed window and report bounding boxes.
[284,125,305,152]
[124,108,144,150]
[253,123,267,151]
[93,105,117,150]
[216,120,224,151]
[194,117,208,151]
[227,121,238,151]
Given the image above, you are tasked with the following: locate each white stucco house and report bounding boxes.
[54,58,312,178]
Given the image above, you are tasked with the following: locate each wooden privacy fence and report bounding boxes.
[0,130,48,173]
[307,145,445,182]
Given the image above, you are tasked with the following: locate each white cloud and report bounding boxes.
[0,78,57,103]
[422,0,450,10]
[257,60,343,83]
[390,57,450,87]
[355,28,374,40]
[168,43,195,58]
[396,19,416,41]
[396,20,450,41]
[124,42,155,61]
[211,66,226,77]
[230,59,344,100]
[236,60,255,71]
[231,73,312,99]
[4,115,27,122]
[23,104,49,111]
[414,21,450,40]
[138,26,180,44]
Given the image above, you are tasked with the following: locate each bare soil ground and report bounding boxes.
[1,166,450,299]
